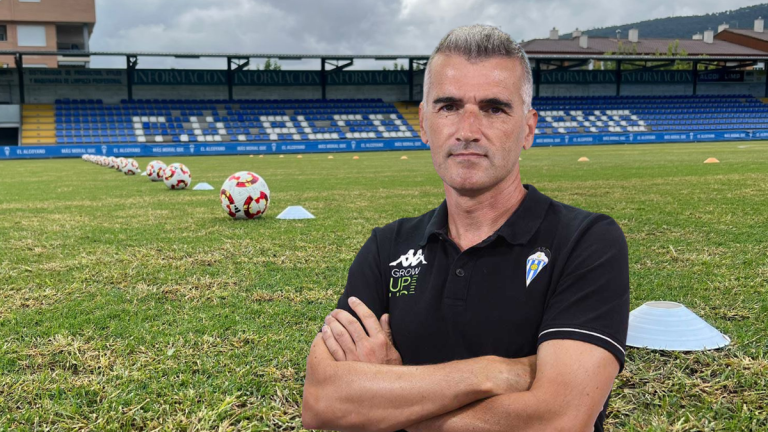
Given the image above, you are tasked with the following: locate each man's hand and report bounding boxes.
[322,296,403,365]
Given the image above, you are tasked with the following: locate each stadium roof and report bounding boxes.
[520,37,768,57]
[721,28,768,43]
[1,50,767,63]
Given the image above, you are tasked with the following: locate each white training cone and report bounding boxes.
[140,171,147,176]
[192,182,215,191]
[276,206,316,220]
[627,301,730,351]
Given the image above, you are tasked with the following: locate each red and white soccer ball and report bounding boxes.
[220,171,270,219]
[163,163,191,190]
[146,160,167,182]
[122,158,140,175]
[117,157,128,171]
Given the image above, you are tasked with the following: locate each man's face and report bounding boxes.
[419,54,537,195]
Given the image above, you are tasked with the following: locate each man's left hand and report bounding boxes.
[322,297,402,365]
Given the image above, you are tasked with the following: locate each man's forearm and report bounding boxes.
[302,335,532,432]
[406,391,580,432]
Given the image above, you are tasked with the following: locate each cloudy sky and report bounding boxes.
[90,0,764,69]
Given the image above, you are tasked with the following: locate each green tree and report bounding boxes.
[263,59,282,70]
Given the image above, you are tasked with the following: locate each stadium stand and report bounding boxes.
[21,99,419,146]
[532,94,768,135]
[19,94,768,145]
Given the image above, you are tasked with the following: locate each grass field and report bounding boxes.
[1,142,767,431]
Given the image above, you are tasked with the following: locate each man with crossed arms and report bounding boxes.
[302,24,629,432]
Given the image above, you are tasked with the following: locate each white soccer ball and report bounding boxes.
[122,158,140,175]
[117,157,128,171]
[99,156,109,167]
[146,160,167,182]
[220,171,270,219]
[163,163,191,190]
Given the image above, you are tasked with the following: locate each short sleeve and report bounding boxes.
[327,229,387,329]
[537,216,630,371]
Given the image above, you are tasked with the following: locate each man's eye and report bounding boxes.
[488,107,505,115]
[439,105,456,112]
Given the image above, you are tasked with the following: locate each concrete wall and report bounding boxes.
[537,82,766,98]
[0,104,20,125]
[3,78,765,104]
[234,86,323,100]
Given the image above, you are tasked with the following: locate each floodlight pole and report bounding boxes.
[126,55,138,101]
[15,54,24,104]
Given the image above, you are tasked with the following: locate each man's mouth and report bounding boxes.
[450,152,485,159]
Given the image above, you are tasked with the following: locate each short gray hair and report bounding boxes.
[422,24,533,112]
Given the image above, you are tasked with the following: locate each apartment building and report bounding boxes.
[0,0,96,68]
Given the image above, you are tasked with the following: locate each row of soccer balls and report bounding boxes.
[82,154,191,190]
[82,155,270,219]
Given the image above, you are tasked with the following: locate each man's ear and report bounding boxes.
[419,102,428,145]
[522,108,538,150]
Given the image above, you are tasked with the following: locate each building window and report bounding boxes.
[0,26,6,42]
[17,25,46,47]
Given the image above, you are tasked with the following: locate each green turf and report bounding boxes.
[0,143,767,431]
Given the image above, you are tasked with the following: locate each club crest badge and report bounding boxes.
[526,247,551,287]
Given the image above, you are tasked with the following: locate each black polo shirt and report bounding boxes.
[335,184,629,432]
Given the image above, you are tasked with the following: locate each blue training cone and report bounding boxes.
[276,206,315,220]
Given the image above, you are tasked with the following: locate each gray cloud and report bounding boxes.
[90,0,764,68]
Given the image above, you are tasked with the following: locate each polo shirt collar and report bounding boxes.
[418,184,551,247]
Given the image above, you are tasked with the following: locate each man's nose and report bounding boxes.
[456,106,482,143]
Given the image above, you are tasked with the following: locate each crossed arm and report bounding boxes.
[301,297,619,432]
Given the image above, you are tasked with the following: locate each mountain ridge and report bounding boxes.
[553,3,768,40]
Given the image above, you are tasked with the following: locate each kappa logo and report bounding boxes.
[390,249,427,267]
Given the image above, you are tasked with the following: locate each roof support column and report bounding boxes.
[534,60,541,98]
[408,58,414,102]
[321,58,326,100]
[15,54,24,104]
[126,55,137,102]
[320,58,353,101]
[692,61,698,95]
[227,57,249,101]
[765,65,768,98]
[82,24,90,52]
[615,60,622,96]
